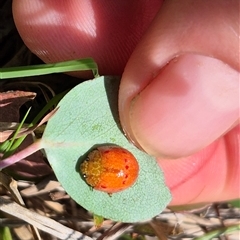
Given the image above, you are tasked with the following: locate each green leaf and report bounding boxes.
[42,76,171,222]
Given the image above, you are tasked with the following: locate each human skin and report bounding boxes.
[12,0,239,205]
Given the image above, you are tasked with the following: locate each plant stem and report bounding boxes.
[0,139,43,170]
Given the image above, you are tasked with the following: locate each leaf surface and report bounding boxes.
[42,76,171,222]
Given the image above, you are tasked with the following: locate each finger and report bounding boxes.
[160,125,240,205]
[12,0,163,76]
[124,54,239,158]
[119,0,239,158]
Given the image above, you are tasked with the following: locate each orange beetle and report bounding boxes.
[80,146,139,194]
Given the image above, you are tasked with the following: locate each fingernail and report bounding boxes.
[129,54,239,158]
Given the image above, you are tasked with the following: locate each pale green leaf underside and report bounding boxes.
[42,76,171,222]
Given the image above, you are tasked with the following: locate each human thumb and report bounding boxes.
[119,1,239,158]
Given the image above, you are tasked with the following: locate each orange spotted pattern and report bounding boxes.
[80,146,139,194]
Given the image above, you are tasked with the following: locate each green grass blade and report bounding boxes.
[3,108,31,157]
[0,140,11,153]
[194,224,240,240]
[0,227,13,240]
[31,90,68,126]
[1,90,67,160]
[0,58,99,79]
[230,199,240,208]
